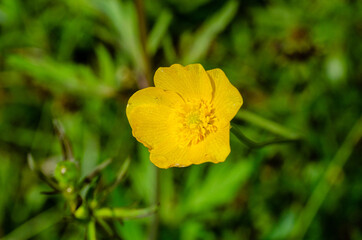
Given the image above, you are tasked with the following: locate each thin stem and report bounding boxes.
[87,220,97,240]
[79,158,112,188]
[96,217,114,237]
[135,0,152,87]
[28,154,61,191]
[134,1,160,239]
[53,119,75,162]
[98,157,131,204]
[2,207,62,240]
[234,110,300,140]
[148,168,160,240]
[230,124,299,149]
[95,206,157,220]
[290,116,362,240]
[134,2,159,239]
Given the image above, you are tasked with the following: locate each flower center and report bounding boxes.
[177,99,217,146]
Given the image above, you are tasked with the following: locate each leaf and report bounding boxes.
[97,157,131,204]
[92,0,145,71]
[230,123,300,149]
[96,45,116,86]
[79,159,112,188]
[95,205,158,219]
[1,208,63,240]
[162,34,177,63]
[181,158,254,215]
[80,130,101,179]
[147,9,173,56]
[6,54,115,98]
[234,110,301,140]
[53,119,75,162]
[27,154,60,191]
[129,145,156,205]
[181,0,239,64]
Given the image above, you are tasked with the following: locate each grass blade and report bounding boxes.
[181,0,239,63]
[147,9,173,56]
[2,208,62,240]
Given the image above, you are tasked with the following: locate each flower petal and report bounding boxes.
[154,64,213,102]
[150,123,231,168]
[126,87,184,150]
[207,68,243,122]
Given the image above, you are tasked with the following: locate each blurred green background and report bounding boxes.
[0,0,361,239]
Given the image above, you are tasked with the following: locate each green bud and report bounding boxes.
[74,205,90,220]
[54,161,79,189]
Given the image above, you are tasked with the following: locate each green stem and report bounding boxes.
[96,218,114,237]
[134,1,160,239]
[148,168,160,240]
[95,206,157,220]
[53,119,75,162]
[135,0,152,87]
[234,110,300,139]
[87,220,97,240]
[27,154,60,192]
[2,208,62,240]
[290,116,362,239]
[134,2,159,238]
[231,124,298,149]
[79,158,112,188]
[98,157,131,204]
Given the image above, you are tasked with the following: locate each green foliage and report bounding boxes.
[1,0,361,239]
[180,0,239,64]
[54,161,79,188]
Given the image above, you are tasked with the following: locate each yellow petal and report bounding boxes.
[207,68,243,122]
[150,123,231,168]
[154,64,213,102]
[126,87,184,150]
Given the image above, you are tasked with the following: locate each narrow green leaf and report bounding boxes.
[181,0,239,63]
[97,157,131,204]
[162,34,177,63]
[79,159,112,188]
[7,55,114,98]
[96,45,115,86]
[95,205,157,220]
[53,119,75,162]
[181,159,254,216]
[290,116,362,240]
[235,110,301,139]
[95,217,114,237]
[93,0,145,71]
[147,9,173,56]
[2,208,62,240]
[27,154,60,191]
[27,153,35,171]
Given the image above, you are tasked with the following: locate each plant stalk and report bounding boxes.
[135,0,152,87]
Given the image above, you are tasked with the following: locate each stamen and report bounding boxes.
[177,99,218,146]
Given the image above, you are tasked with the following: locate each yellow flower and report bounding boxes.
[126,64,243,169]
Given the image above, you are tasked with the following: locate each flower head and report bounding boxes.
[126,64,243,168]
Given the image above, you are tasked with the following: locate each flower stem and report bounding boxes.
[134,1,160,239]
[230,123,299,149]
[95,206,157,219]
[96,217,114,237]
[87,220,97,240]
[235,110,300,140]
[135,0,152,87]
[134,2,159,238]
[148,168,160,240]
